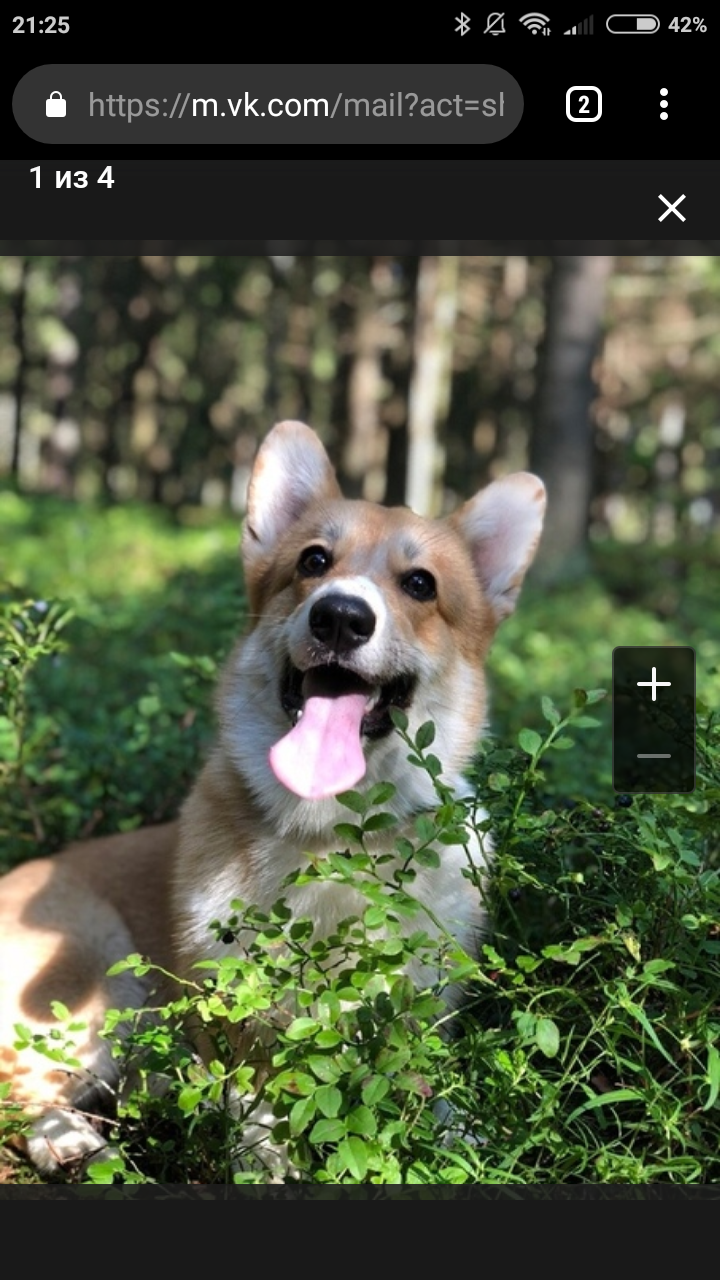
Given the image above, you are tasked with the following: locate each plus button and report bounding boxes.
[637,667,671,702]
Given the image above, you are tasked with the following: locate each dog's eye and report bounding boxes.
[298,545,332,577]
[401,569,437,602]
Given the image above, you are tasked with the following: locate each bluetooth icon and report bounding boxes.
[455,12,471,34]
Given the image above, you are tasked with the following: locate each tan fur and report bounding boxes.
[0,420,545,1176]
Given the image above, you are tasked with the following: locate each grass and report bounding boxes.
[1,490,719,1185]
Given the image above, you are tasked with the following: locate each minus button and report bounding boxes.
[607,14,660,33]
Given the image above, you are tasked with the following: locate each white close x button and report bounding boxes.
[658,193,686,222]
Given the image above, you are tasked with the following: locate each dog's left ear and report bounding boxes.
[450,473,546,622]
[242,421,342,568]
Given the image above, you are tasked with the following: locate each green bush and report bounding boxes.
[2,631,719,1181]
[1,500,719,1184]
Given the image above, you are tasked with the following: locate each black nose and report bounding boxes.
[309,593,376,654]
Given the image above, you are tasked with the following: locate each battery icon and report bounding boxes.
[606,14,659,31]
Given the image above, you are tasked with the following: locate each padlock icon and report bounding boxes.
[46,91,66,118]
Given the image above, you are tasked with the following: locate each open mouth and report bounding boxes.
[280,663,416,740]
[269,662,416,801]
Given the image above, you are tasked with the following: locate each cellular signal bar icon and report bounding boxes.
[565,14,594,33]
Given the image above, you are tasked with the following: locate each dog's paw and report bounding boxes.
[229,1095,300,1182]
[433,1097,488,1150]
[24,1107,118,1177]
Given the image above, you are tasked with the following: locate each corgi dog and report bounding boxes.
[0,420,545,1177]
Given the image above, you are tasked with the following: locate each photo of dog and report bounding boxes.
[0,419,546,1177]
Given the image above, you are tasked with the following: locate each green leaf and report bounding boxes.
[307,1055,342,1084]
[284,1017,320,1041]
[703,1045,720,1110]
[177,1085,204,1114]
[336,791,368,815]
[394,837,416,859]
[566,1089,643,1124]
[315,1029,343,1048]
[437,827,468,846]
[309,1117,346,1144]
[488,772,511,791]
[616,992,675,1065]
[425,754,442,778]
[481,944,506,969]
[289,1096,317,1136]
[315,1085,343,1119]
[515,1012,536,1038]
[642,958,675,976]
[363,905,388,930]
[83,1156,126,1184]
[535,1017,560,1058]
[0,716,19,760]
[346,1105,377,1137]
[572,716,601,729]
[169,651,192,667]
[413,847,440,869]
[518,728,542,756]
[366,782,396,807]
[414,815,436,842]
[541,696,560,726]
[338,1135,368,1179]
[363,812,397,833]
[549,736,574,750]
[361,1075,390,1106]
[333,823,365,843]
[415,721,436,749]
[622,931,642,962]
[107,954,147,976]
[273,1070,317,1097]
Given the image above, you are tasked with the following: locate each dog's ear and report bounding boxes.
[242,421,342,563]
[450,473,546,622]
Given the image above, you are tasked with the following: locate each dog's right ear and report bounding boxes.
[450,471,546,623]
[242,421,341,566]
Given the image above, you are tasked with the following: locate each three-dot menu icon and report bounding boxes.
[613,646,695,793]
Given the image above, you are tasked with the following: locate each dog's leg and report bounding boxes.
[0,858,149,1175]
[228,1093,298,1181]
[23,1106,119,1176]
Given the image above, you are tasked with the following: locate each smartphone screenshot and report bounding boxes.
[1,12,718,1195]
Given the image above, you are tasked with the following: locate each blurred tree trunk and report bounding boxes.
[10,258,29,480]
[339,257,415,504]
[530,254,612,580]
[405,255,459,515]
[383,257,418,507]
[343,283,384,499]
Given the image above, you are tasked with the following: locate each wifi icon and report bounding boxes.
[520,11,551,33]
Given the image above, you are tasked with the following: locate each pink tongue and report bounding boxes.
[269,690,369,800]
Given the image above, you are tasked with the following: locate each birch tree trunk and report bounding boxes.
[405,256,459,515]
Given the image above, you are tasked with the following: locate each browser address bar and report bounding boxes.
[14,64,524,145]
